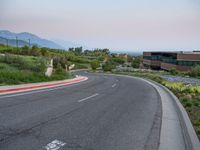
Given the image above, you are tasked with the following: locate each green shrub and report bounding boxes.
[71,56,90,63]
[169,67,178,75]
[197,127,200,135]
[54,64,66,75]
[112,57,125,64]
[193,120,200,126]
[0,65,71,85]
[72,62,89,69]
[0,63,7,70]
[185,101,192,108]
[187,108,192,113]
[0,54,47,73]
[102,62,116,72]
[90,61,100,71]
[132,56,142,68]
[0,69,43,85]
[190,65,200,77]
[193,100,200,106]
[181,98,188,105]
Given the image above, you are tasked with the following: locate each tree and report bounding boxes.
[20,45,30,55]
[112,57,125,64]
[84,50,92,56]
[53,56,67,69]
[127,55,133,62]
[31,45,39,50]
[102,62,116,72]
[102,48,110,55]
[191,65,200,77]
[74,47,82,55]
[169,67,178,75]
[68,48,74,52]
[54,63,65,75]
[22,45,29,50]
[30,45,41,56]
[40,47,48,56]
[132,56,142,68]
[90,61,100,71]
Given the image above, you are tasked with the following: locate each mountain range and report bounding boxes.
[0,30,80,49]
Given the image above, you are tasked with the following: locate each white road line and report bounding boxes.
[78,93,99,102]
[112,83,117,88]
[44,139,66,150]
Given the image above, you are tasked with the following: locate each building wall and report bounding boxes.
[161,63,176,71]
[143,51,200,72]
[143,52,152,56]
[143,59,160,66]
[177,53,200,61]
[176,65,192,72]
[161,63,192,72]
[143,59,151,65]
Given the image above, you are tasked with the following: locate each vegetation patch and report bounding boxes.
[0,54,72,85]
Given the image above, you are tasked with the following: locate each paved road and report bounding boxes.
[0,71,162,150]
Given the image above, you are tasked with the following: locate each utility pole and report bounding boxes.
[16,36,18,48]
[6,38,8,48]
[28,39,31,47]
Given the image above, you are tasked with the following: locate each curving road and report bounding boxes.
[0,71,162,150]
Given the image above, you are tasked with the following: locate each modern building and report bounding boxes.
[143,51,200,72]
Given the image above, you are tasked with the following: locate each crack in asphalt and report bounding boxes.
[0,106,83,143]
[144,85,162,150]
[0,76,116,144]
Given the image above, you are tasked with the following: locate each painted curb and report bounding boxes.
[0,76,88,95]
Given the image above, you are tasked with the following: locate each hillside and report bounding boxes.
[0,37,30,47]
[0,30,64,49]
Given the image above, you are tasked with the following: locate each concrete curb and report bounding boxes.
[99,73,200,150]
[70,69,89,73]
[148,79,200,150]
[0,76,88,95]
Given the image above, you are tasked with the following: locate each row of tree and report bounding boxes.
[0,44,144,72]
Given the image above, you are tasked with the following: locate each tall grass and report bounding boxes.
[0,54,72,85]
[0,54,47,72]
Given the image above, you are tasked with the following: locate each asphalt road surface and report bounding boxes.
[0,71,162,150]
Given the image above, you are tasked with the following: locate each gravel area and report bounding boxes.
[161,75,200,85]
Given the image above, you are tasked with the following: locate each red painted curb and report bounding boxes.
[0,77,88,94]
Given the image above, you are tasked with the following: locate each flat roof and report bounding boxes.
[143,51,200,54]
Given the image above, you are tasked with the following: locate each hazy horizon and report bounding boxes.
[1,0,200,52]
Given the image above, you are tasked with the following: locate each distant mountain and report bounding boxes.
[0,30,64,49]
[52,38,83,49]
[0,37,29,47]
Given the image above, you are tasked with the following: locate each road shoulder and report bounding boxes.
[102,73,200,150]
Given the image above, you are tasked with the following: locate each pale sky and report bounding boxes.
[0,0,200,51]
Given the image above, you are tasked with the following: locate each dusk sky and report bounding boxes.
[0,0,200,51]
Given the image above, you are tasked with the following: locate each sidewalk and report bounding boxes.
[0,76,88,95]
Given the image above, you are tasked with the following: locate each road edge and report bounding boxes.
[100,73,200,150]
[146,79,200,150]
[0,76,88,95]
